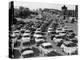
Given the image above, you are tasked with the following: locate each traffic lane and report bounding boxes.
[46,36,67,55]
[45,19,67,55]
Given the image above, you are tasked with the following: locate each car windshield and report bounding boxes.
[56,36,62,39]
[45,45,53,49]
[11,36,16,38]
[37,37,45,39]
[68,30,73,32]
[23,35,30,37]
[65,43,77,47]
[25,32,30,33]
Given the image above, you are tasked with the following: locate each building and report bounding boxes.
[61,5,78,19]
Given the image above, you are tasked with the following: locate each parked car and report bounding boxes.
[34,33,43,38]
[47,28,54,33]
[53,36,63,44]
[14,41,21,48]
[13,30,20,36]
[39,42,56,55]
[35,37,46,46]
[60,42,78,55]
[46,50,62,56]
[13,49,21,58]
[22,33,31,42]
[21,48,35,58]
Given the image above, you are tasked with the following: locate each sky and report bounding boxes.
[14,1,75,10]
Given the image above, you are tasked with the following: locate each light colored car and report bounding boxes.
[34,30,41,33]
[11,33,17,43]
[22,50,34,55]
[25,30,30,33]
[62,27,72,32]
[36,28,42,31]
[59,32,66,36]
[53,36,63,43]
[24,30,31,35]
[34,33,43,38]
[39,42,56,54]
[35,37,46,44]
[22,49,34,58]
[13,30,20,36]
[56,28,63,33]
[22,33,31,36]
[48,28,53,32]
[20,28,26,31]
[60,42,78,55]
[22,33,31,42]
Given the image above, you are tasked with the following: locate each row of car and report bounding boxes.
[9,14,78,58]
[47,22,78,55]
[10,18,60,58]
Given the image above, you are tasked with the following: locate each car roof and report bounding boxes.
[22,33,30,36]
[41,42,52,46]
[13,30,20,32]
[35,39,45,42]
[48,28,53,29]
[35,30,41,32]
[34,34,42,37]
[63,41,73,45]
[25,30,30,32]
[22,50,34,55]
[11,33,16,37]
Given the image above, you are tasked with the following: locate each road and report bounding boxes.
[65,22,78,35]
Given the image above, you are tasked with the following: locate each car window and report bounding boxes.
[23,35,30,37]
[65,43,76,47]
[11,36,16,38]
[37,37,44,39]
[45,45,53,49]
[41,45,45,48]
[56,36,62,39]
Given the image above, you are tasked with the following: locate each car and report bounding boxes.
[21,48,35,58]
[35,32,46,36]
[59,32,66,36]
[53,36,63,44]
[11,33,17,43]
[13,30,20,36]
[56,28,63,33]
[62,29,73,33]
[36,28,42,31]
[69,17,76,23]
[14,41,21,48]
[63,41,73,44]
[25,30,30,33]
[35,37,46,46]
[13,49,21,58]
[62,26,69,31]
[34,30,42,33]
[38,42,56,55]
[22,33,31,42]
[47,28,54,33]
[46,51,62,56]
[34,33,43,38]
[67,30,74,33]
[60,42,78,55]
[20,27,26,31]
[67,32,76,39]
